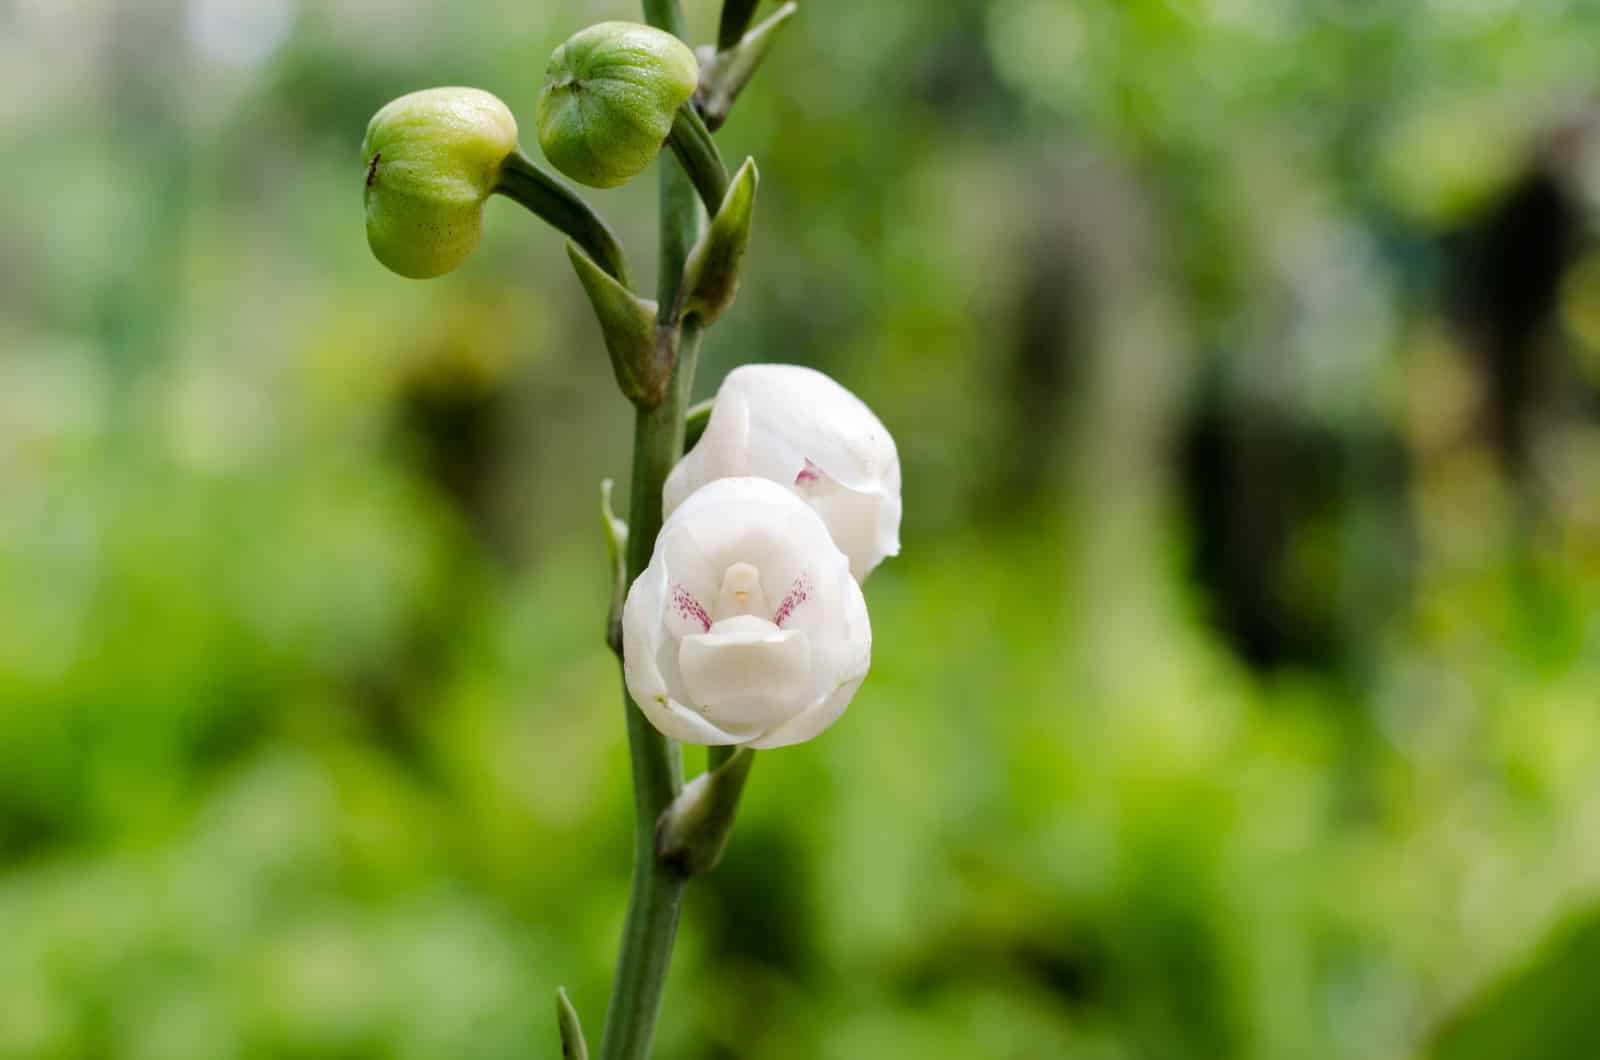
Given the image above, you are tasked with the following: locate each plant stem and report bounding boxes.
[642,0,688,38]
[655,135,702,318]
[597,6,702,1059]
[599,325,701,1060]
[667,105,730,216]
[497,151,632,288]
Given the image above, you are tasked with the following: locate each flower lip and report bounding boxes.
[679,615,811,729]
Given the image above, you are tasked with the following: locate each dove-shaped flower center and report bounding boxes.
[677,564,811,728]
[623,477,871,749]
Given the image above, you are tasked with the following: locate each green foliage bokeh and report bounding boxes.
[5,1,1600,1058]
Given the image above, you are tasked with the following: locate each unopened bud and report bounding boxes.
[361,87,518,279]
[536,22,698,189]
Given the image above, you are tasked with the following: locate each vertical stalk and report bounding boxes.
[642,0,688,39]
[599,324,703,1060]
[598,3,704,1059]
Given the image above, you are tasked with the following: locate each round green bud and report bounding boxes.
[536,22,700,189]
[361,87,519,279]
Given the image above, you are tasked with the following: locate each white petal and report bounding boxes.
[633,690,752,746]
[746,674,864,749]
[665,365,902,580]
[664,383,751,514]
[747,565,870,748]
[622,562,719,733]
[663,478,843,611]
[679,616,810,729]
[799,471,902,583]
[621,564,671,704]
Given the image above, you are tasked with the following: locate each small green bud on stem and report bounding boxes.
[362,87,518,279]
[655,748,757,877]
[537,21,699,189]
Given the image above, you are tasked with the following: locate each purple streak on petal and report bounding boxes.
[795,459,822,487]
[673,585,712,632]
[772,573,810,628]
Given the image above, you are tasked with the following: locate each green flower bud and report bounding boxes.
[536,22,699,189]
[361,87,518,279]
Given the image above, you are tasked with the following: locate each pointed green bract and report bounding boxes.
[601,477,630,656]
[655,748,757,877]
[699,2,798,131]
[566,241,665,407]
[683,398,714,450]
[361,87,518,279]
[537,21,699,189]
[678,157,759,325]
[556,987,590,1060]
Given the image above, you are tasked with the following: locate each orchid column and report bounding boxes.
[356,4,899,1058]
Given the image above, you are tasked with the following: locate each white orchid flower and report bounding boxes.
[664,364,902,582]
[622,476,871,748]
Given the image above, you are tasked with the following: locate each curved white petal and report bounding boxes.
[800,472,902,583]
[744,673,863,749]
[635,690,753,746]
[621,563,670,702]
[745,564,870,747]
[665,364,902,580]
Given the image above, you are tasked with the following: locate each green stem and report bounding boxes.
[642,0,688,37]
[496,151,632,288]
[667,105,730,217]
[599,323,702,1060]
[656,148,701,320]
[598,10,701,1059]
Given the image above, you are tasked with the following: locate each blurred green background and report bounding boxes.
[6,0,1600,1057]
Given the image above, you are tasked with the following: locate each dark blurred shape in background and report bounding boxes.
[4,1,1600,1058]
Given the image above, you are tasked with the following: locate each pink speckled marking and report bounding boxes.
[795,459,822,487]
[772,574,810,628]
[672,585,712,632]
